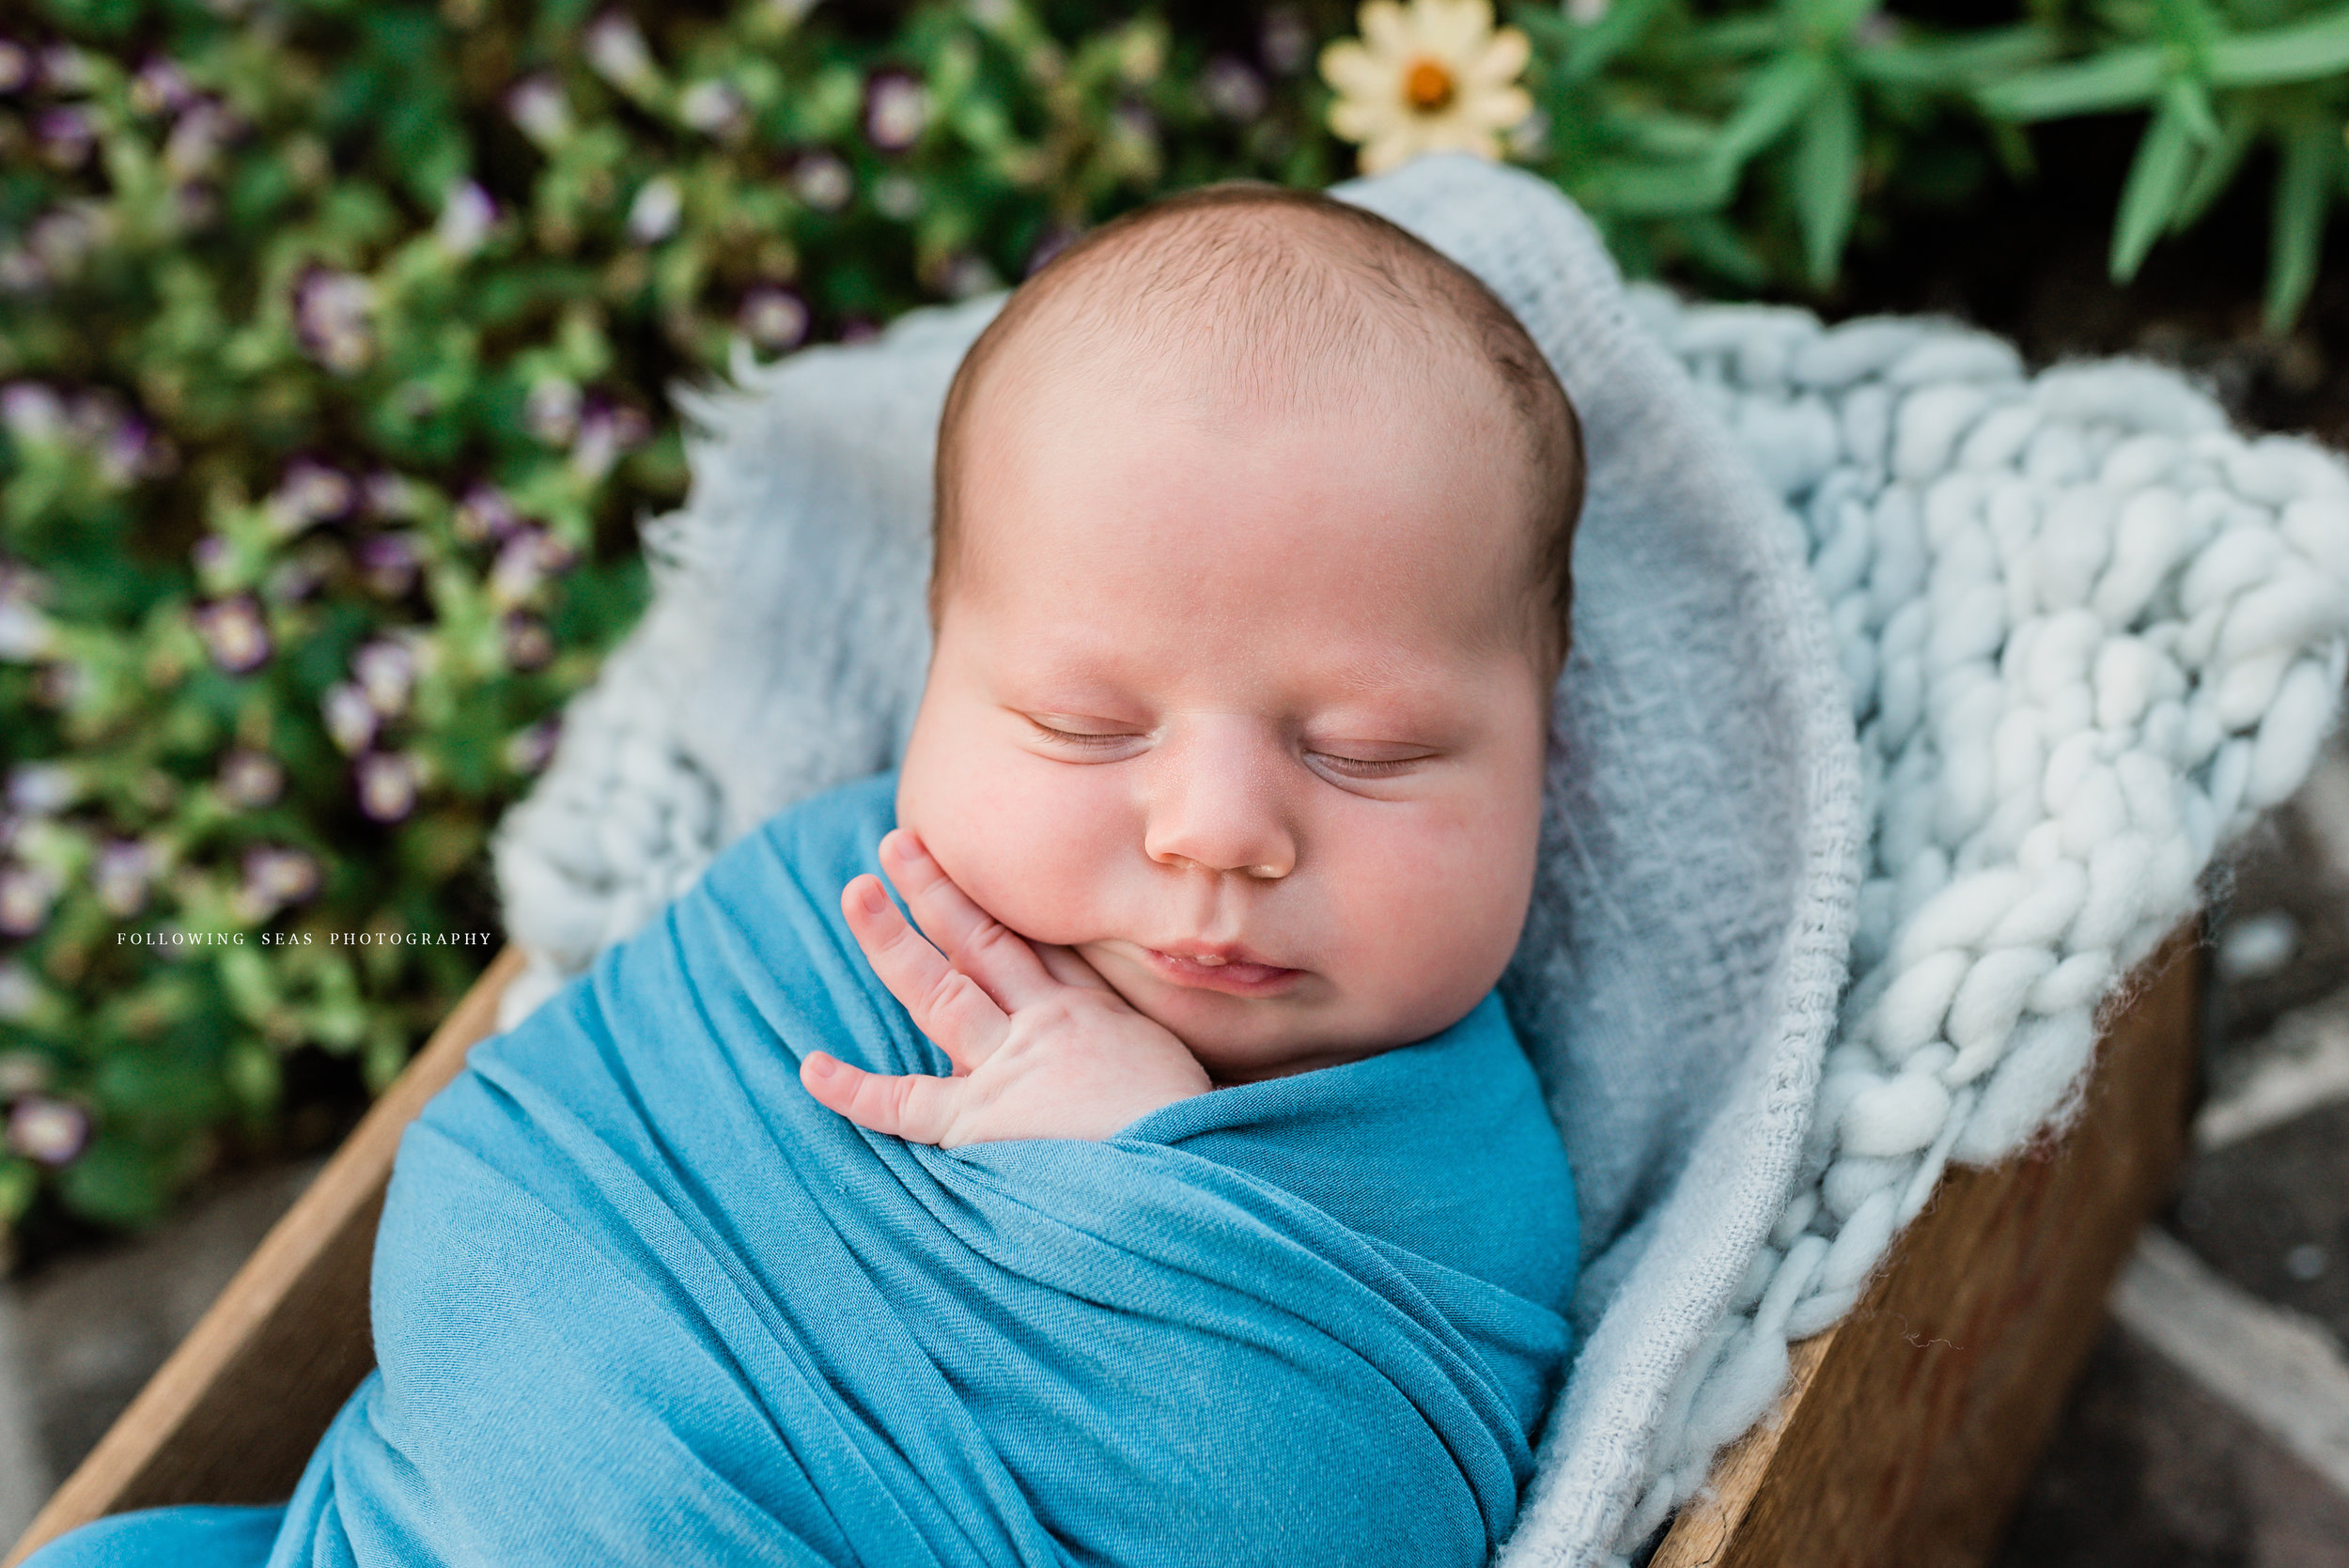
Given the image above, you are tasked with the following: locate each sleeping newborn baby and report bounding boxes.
[23,186,1586,1568]
[808,181,1585,1148]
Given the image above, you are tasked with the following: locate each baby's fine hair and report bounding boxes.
[929,181,1585,670]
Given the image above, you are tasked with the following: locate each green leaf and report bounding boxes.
[2166,76,2220,145]
[1795,73,1862,289]
[1979,47,2165,120]
[2111,96,2200,280]
[2211,7,2349,85]
[1711,52,1829,177]
[1579,158,1738,216]
[1559,0,1672,84]
[2169,101,2256,232]
[2266,122,2339,330]
[2148,0,2223,70]
[1855,23,2058,87]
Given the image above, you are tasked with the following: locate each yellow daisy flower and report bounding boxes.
[1318,0,1534,175]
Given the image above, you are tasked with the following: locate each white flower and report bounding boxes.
[1318,0,1532,175]
[584,12,657,90]
[627,176,682,244]
[678,81,746,138]
[506,76,572,149]
[437,179,497,257]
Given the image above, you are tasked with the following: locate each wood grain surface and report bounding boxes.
[1650,928,2201,1568]
[4,945,524,1567]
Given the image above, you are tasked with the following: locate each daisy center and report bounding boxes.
[1403,57,1455,113]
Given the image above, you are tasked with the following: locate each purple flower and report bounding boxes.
[92,839,154,918]
[172,182,220,232]
[1201,56,1268,122]
[0,39,32,95]
[35,660,86,709]
[502,613,554,671]
[363,471,420,519]
[356,532,420,598]
[354,752,419,824]
[216,747,285,809]
[931,253,1000,301]
[627,176,682,243]
[506,75,572,149]
[437,179,497,257]
[0,965,39,1025]
[267,457,357,536]
[190,532,234,589]
[788,150,853,213]
[0,382,63,442]
[240,845,321,912]
[194,594,272,674]
[739,285,811,353]
[504,716,561,775]
[293,269,378,376]
[35,106,94,169]
[1260,7,1313,75]
[584,11,657,90]
[38,44,91,92]
[131,56,195,116]
[321,682,378,754]
[454,483,522,544]
[678,81,746,139]
[98,416,165,488]
[863,69,927,153]
[490,529,552,605]
[352,637,418,717]
[0,864,57,939]
[0,247,41,293]
[163,101,235,180]
[6,1094,89,1168]
[6,763,75,815]
[264,547,332,604]
[569,401,647,481]
[836,316,880,345]
[524,377,583,446]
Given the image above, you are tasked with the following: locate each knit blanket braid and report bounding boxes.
[1598,288,2349,1554]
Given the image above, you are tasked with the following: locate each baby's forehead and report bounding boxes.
[985,211,1504,416]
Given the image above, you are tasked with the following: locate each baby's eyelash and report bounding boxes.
[1027,719,1141,750]
[1307,751,1428,779]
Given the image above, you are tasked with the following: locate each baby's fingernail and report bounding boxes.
[892,830,926,862]
[855,878,888,913]
[806,1052,838,1079]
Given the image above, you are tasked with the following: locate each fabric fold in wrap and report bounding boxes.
[30,771,1579,1568]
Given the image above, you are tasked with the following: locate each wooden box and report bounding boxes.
[6,934,2201,1568]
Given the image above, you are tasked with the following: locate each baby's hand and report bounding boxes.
[801,829,1211,1146]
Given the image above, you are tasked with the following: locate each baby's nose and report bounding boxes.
[1141,731,1299,880]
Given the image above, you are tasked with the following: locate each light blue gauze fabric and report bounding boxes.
[31,769,1580,1568]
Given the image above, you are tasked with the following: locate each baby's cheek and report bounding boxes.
[915,758,1128,947]
[1323,804,1536,1036]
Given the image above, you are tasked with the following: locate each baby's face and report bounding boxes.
[897,363,1553,1083]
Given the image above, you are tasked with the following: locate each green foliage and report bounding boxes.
[3,0,2344,1235]
[0,0,1337,1234]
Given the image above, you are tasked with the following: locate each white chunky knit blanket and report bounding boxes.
[488,156,2349,1566]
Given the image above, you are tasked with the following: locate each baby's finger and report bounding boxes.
[1032,941,1115,992]
[800,1052,961,1145]
[879,831,1058,1011]
[843,875,1007,1072]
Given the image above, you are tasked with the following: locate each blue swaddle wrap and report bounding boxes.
[31,771,1579,1568]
